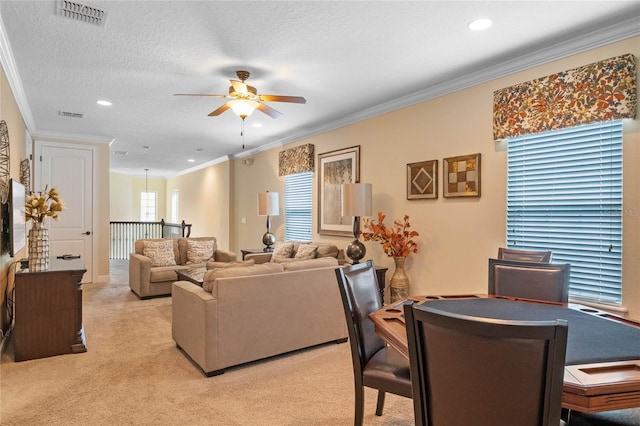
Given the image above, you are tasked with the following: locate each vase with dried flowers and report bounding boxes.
[25,186,64,271]
[361,212,419,302]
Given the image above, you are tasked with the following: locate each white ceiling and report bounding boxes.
[1,1,639,178]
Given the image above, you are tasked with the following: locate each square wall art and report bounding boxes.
[443,153,481,198]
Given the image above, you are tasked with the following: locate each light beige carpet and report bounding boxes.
[0,260,413,425]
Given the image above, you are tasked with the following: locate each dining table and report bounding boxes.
[369,294,640,414]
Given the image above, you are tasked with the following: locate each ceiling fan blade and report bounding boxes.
[230,80,248,95]
[174,93,227,97]
[259,95,307,104]
[208,103,231,116]
[256,102,283,119]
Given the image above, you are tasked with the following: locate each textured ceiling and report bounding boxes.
[0,1,639,178]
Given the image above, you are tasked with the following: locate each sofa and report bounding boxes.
[244,240,347,264]
[129,237,237,299]
[171,256,348,376]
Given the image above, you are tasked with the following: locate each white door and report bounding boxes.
[35,143,93,283]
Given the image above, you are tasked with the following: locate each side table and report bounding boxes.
[241,247,273,260]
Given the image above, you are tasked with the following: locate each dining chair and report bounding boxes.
[404,301,568,426]
[567,408,640,425]
[489,258,571,303]
[498,247,553,262]
[334,260,412,425]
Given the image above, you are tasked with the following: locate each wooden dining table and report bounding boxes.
[369,294,640,414]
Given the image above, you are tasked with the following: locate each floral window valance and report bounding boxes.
[278,143,315,176]
[493,53,637,140]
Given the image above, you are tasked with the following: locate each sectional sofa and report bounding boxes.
[171,256,348,376]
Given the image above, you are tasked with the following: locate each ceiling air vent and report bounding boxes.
[58,110,84,118]
[56,1,108,27]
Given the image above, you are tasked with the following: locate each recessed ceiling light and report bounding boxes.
[187,159,195,162]
[96,99,112,106]
[468,18,492,31]
[252,123,263,128]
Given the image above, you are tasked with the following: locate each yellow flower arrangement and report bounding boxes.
[25,186,64,223]
[361,212,419,257]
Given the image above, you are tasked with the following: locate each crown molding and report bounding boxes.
[267,13,640,151]
[32,130,114,145]
[0,12,35,132]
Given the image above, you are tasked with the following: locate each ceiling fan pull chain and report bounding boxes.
[241,119,245,149]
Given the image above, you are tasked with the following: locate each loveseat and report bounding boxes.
[129,237,237,299]
[244,240,347,264]
[171,257,348,376]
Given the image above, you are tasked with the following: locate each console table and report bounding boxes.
[13,258,87,362]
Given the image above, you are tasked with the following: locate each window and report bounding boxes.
[285,172,313,241]
[140,191,157,221]
[506,120,622,303]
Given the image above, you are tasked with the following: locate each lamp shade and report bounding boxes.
[229,99,259,118]
[341,183,372,217]
[258,192,279,216]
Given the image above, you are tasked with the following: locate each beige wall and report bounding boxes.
[0,66,27,332]
[105,37,639,320]
[165,160,232,250]
[231,36,639,320]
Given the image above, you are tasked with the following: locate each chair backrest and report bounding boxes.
[498,247,552,263]
[334,260,385,381]
[404,302,568,426]
[488,258,570,303]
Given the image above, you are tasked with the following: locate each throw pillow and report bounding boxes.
[270,242,295,262]
[294,243,318,259]
[186,239,215,264]
[143,240,176,267]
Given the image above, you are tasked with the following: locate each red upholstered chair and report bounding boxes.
[335,260,412,425]
[404,301,568,426]
[489,258,571,303]
[498,247,553,262]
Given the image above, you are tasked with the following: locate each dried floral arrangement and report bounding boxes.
[25,186,64,223]
[361,212,419,257]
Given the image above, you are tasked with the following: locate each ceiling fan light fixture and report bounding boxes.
[229,99,259,119]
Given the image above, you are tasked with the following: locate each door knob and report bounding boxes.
[83,231,91,235]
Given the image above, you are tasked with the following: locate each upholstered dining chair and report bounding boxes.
[498,247,553,262]
[567,408,640,425]
[489,258,571,303]
[404,301,568,426]
[334,260,412,425]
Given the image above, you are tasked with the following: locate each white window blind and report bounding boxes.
[285,172,313,241]
[506,120,623,303]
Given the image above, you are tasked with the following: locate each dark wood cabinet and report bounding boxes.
[13,258,87,362]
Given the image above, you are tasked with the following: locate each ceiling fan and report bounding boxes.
[174,70,306,119]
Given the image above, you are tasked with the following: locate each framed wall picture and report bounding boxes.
[317,146,360,236]
[407,160,438,199]
[443,153,481,198]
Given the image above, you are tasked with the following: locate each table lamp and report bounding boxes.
[341,183,372,264]
[258,191,279,251]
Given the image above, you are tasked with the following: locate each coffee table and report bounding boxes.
[176,267,206,286]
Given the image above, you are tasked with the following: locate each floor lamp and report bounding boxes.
[341,183,372,264]
[258,191,279,251]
